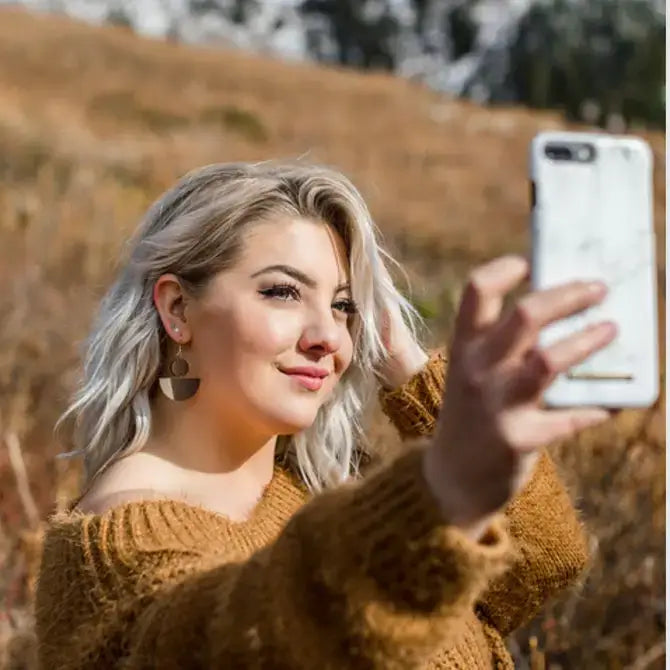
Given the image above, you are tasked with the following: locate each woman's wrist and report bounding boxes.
[421,444,496,543]
[379,345,429,390]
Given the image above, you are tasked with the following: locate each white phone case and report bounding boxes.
[530,131,658,408]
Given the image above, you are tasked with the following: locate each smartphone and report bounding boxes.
[530,131,658,409]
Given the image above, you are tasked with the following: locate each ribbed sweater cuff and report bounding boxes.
[342,446,512,614]
[379,351,446,438]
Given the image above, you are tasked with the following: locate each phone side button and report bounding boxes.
[530,180,537,209]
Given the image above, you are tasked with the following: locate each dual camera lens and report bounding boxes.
[544,143,596,163]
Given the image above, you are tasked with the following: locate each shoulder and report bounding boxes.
[75,452,182,515]
[76,487,164,515]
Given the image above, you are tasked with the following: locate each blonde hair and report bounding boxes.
[56,160,422,493]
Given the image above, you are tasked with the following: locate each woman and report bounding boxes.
[35,161,616,669]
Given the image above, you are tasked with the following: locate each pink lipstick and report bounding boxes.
[279,366,329,391]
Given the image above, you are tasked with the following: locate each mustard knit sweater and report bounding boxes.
[35,353,589,669]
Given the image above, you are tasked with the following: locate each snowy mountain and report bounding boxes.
[0,0,665,115]
[0,0,535,97]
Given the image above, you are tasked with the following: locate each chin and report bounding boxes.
[261,402,322,435]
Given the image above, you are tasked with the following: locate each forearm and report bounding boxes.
[380,353,590,637]
[476,450,590,636]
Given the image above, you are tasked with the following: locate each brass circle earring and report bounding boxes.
[158,341,201,401]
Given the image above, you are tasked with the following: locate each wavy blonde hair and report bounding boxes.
[56,160,422,493]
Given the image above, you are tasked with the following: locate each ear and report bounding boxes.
[153,274,192,344]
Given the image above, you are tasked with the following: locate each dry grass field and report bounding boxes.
[0,7,665,669]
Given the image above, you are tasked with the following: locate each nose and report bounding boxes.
[298,309,342,357]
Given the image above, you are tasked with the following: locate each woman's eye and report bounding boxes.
[333,299,358,315]
[259,285,356,314]
[259,284,301,301]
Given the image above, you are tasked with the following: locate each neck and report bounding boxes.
[143,389,278,487]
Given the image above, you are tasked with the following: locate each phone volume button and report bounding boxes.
[530,180,537,209]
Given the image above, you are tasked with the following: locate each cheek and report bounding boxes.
[201,302,300,362]
[240,307,301,357]
[335,328,355,374]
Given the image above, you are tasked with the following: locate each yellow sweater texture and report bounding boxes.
[35,353,589,669]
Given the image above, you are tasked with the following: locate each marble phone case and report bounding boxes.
[530,131,659,408]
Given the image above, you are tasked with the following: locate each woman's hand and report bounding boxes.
[423,256,615,538]
[377,300,429,390]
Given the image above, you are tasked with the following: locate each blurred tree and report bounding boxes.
[229,0,259,24]
[301,0,483,71]
[107,8,133,30]
[411,0,430,34]
[409,0,479,59]
[445,2,478,60]
[505,0,665,128]
[190,0,261,24]
[301,0,401,69]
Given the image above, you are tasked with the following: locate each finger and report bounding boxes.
[502,321,618,402]
[380,309,392,351]
[479,279,608,367]
[504,406,611,452]
[456,255,529,339]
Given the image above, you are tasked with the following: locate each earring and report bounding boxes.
[158,344,200,401]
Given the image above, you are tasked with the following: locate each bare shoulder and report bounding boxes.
[75,453,180,515]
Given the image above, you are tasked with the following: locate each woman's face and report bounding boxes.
[178,217,356,437]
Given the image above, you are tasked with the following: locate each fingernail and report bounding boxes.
[600,321,618,337]
[587,320,617,337]
[588,281,607,297]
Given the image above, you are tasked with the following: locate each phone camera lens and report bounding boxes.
[576,144,596,162]
[545,144,573,161]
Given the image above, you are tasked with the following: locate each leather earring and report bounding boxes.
[158,343,200,401]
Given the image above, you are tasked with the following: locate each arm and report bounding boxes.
[379,351,591,636]
[84,449,511,670]
[474,451,590,636]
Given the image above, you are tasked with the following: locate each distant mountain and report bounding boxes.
[0,0,664,126]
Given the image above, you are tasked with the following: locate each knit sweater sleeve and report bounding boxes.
[475,451,590,637]
[378,349,448,439]
[37,447,512,670]
[379,350,591,636]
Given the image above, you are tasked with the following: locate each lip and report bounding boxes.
[279,366,330,391]
[280,366,330,378]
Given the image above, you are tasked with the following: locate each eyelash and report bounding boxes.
[259,283,358,315]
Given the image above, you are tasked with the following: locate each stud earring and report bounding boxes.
[158,343,200,401]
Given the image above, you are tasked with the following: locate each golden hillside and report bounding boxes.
[0,7,665,669]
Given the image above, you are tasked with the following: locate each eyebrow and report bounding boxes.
[250,264,350,293]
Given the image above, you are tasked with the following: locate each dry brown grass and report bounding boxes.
[0,7,665,669]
